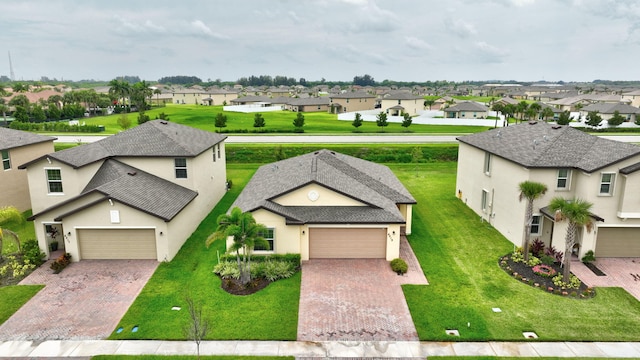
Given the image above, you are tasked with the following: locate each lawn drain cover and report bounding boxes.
[492,307,502,312]
[132,325,139,333]
[523,331,538,339]
[171,306,181,311]
[116,327,123,334]
[446,329,460,336]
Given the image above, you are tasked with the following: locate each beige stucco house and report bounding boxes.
[285,97,330,112]
[202,89,240,106]
[444,101,489,119]
[20,120,227,262]
[0,128,56,212]
[579,103,640,123]
[456,121,640,259]
[380,93,424,116]
[328,92,377,113]
[229,150,416,261]
[622,89,640,108]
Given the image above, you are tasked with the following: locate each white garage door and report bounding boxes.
[309,228,386,259]
[78,229,157,260]
[595,228,640,257]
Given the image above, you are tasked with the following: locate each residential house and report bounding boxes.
[328,92,376,113]
[229,150,416,260]
[444,101,490,119]
[20,120,227,262]
[432,96,457,110]
[285,97,331,112]
[579,103,640,123]
[230,95,273,105]
[547,96,591,112]
[171,88,206,105]
[202,89,240,106]
[456,121,640,258]
[0,128,55,212]
[379,92,424,116]
[622,90,640,108]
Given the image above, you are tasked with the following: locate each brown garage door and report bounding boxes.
[309,228,386,259]
[595,227,640,257]
[78,229,157,260]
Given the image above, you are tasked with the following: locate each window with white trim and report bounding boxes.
[2,150,10,170]
[174,158,187,178]
[599,173,615,195]
[255,228,274,251]
[46,169,63,193]
[556,168,571,189]
[481,189,489,212]
[483,152,492,175]
[531,215,542,235]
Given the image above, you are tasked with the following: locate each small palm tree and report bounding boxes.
[0,206,25,258]
[518,181,548,262]
[549,197,594,282]
[206,207,269,286]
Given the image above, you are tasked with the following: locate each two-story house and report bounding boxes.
[456,121,640,258]
[328,92,377,114]
[379,92,424,116]
[0,128,56,212]
[19,120,227,262]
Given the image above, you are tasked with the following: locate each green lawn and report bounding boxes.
[396,162,640,341]
[110,164,300,341]
[1,210,36,255]
[69,104,489,135]
[0,285,44,325]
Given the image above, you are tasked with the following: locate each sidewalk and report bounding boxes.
[2,340,640,358]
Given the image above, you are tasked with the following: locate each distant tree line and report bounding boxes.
[158,76,203,85]
[236,75,300,87]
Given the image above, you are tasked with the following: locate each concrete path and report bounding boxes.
[571,258,640,301]
[2,339,640,358]
[0,259,157,340]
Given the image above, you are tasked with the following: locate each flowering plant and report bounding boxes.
[532,264,556,277]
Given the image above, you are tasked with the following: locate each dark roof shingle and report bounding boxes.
[0,127,55,151]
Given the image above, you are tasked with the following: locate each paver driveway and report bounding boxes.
[0,259,157,340]
[297,237,427,341]
[571,258,640,301]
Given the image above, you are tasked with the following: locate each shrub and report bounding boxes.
[0,255,36,278]
[50,253,72,274]
[511,251,524,263]
[526,256,541,267]
[530,238,545,257]
[540,254,555,265]
[582,250,596,263]
[552,274,581,290]
[532,264,557,278]
[21,239,45,266]
[544,246,563,263]
[262,260,296,281]
[213,261,240,279]
[213,259,297,282]
[390,258,408,275]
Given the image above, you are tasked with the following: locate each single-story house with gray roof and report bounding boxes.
[456,121,640,258]
[229,149,416,260]
[20,120,227,262]
[0,127,56,211]
[444,101,489,119]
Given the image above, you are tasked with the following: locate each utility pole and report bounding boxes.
[8,51,15,81]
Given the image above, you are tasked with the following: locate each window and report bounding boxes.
[531,215,542,235]
[255,228,274,251]
[556,168,571,189]
[599,173,615,195]
[46,169,63,193]
[483,152,492,175]
[481,189,489,212]
[2,150,10,170]
[212,146,216,162]
[217,144,221,158]
[174,158,187,178]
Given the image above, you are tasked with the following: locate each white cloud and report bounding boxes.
[405,36,433,51]
[444,18,477,39]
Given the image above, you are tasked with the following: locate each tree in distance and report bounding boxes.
[293,112,305,133]
[352,112,363,132]
[253,113,265,128]
[215,113,228,131]
[376,111,388,132]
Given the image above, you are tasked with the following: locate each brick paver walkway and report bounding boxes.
[297,237,428,342]
[571,258,640,301]
[0,259,158,340]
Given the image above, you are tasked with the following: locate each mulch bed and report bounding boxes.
[584,261,607,276]
[499,254,596,299]
[0,254,38,286]
[220,277,271,295]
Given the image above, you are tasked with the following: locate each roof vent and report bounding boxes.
[551,125,562,129]
[495,130,501,138]
[528,121,538,125]
[160,121,168,125]
[127,171,137,176]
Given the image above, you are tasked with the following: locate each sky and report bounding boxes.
[1,0,639,83]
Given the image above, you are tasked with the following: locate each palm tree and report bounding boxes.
[491,102,504,128]
[205,207,269,286]
[108,79,131,112]
[516,101,529,123]
[518,181,548,262]
[549,197,594,282]
[0,206,25,258]
[528,103,542,121]
[541,107,554,122]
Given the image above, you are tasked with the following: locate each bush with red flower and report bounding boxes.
[532,264,556,278]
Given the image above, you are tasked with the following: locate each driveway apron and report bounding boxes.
[297,236,427,341]
[0,259,158,340]
[571,258,640,301]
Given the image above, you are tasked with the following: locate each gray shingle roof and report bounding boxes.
[445,101,489,112]
[232,150,416,224]
[33,159,197,222]
[457,121,640,172]
[25,120,226,169]
[287,97,330,106]
[383,92,422,100]
[620,161,640,175]
[329,92,376,99]
[581,103,640,114]
[0,127,55,151]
